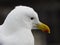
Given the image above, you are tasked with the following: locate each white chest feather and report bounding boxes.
[0,29,34,45]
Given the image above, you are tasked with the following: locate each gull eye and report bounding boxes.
[30,17,34,20]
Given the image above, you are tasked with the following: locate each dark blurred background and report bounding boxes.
[0,0,60,45]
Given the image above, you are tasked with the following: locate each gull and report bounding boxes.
[0,6,50,45]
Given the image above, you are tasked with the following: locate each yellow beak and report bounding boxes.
[36,22,50,34]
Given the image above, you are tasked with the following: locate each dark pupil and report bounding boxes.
[31,17,34,20]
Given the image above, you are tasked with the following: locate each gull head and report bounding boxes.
[3,6,50,33]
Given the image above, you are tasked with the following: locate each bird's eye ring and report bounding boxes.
[30,17,34,20]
